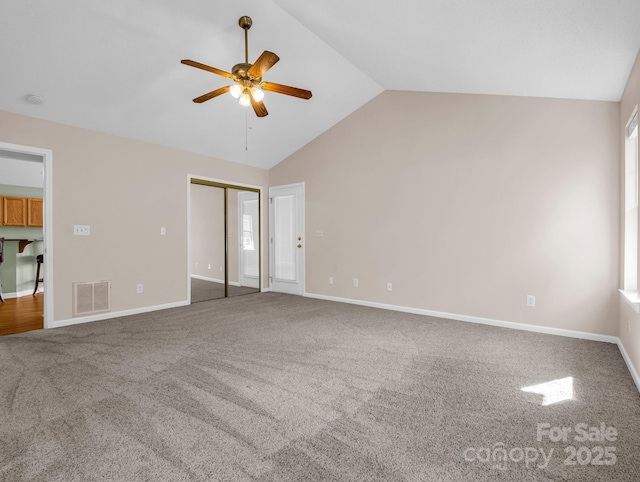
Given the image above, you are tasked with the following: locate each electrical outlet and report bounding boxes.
[329,276,333,285]
[527,295,536,307]
[208,264,211,270]
[195,262,198,268]
[161,227,166,235]
[137,284,143,294]
[353,278,359,287]
[387,282,392,291]
[220,266,223,272]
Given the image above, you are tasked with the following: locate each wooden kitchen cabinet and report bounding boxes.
[3,197,27,226]
[27,198,44,227]
[0,196,43,227]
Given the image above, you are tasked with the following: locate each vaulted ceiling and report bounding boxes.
[1,0,639,169]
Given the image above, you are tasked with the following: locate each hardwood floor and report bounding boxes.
[0,293,44,336]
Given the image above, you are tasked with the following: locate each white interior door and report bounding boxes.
[269,183,304,295]
[238,191,259,288]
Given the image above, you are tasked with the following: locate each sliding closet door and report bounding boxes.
[190,179,261,302]
[228,189,260,297]
[238,190,259,290]
[189,184,226,302]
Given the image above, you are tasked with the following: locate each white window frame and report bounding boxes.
[621,107,640,312]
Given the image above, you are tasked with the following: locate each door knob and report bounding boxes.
[297,244,302,248]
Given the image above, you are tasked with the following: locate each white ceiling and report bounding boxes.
[1,0,639,170]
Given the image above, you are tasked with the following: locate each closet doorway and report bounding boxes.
[189,178,261,303]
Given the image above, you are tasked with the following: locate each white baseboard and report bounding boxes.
[47,288,640,396]
[303,292,640,393]
[191,274,224,284]
[2,288,40,299]
[190,274,240,286]
[303,292,619,344]
[617,339,640,394]
[49,300,190,329]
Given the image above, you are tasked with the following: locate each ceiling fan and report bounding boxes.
[181,16,312,118]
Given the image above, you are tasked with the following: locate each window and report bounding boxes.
[623,109,639,296]
[242,214,255,251]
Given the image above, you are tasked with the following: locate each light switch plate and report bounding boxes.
[74,225,90,236]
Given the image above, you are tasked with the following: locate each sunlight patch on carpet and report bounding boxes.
[521,376,574,406]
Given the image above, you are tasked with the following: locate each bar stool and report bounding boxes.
[33,254,44,295]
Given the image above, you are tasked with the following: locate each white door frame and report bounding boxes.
[0,141,54,329]
[269,182,305,295]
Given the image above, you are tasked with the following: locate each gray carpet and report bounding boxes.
[1,293,639,481]
[191,278,259,303]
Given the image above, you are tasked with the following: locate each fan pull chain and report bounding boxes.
[245,110,249,151]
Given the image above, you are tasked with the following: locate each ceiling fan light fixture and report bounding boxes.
[229,84,242,99]
[251,86,264,102]
[181,15,312,118]
[239,90,251,107]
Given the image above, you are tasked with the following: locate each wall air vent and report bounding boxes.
[73,281,111,316]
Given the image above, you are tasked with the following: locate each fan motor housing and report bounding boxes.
[232,63,261,82]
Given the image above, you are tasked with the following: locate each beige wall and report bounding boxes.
[189,184,225,281]
[0,86,625,340]
[270,90,620,335]
[619,51,640,376]
[0,110,269,322]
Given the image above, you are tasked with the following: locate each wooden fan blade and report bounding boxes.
[250,95,268,117]
[193,85,231,103]
[181,59,235,79]
[248,51,280,79]
[261,81,312,100]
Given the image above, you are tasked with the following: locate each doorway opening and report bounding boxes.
[0,141,53,335]
[188,177,261,303]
